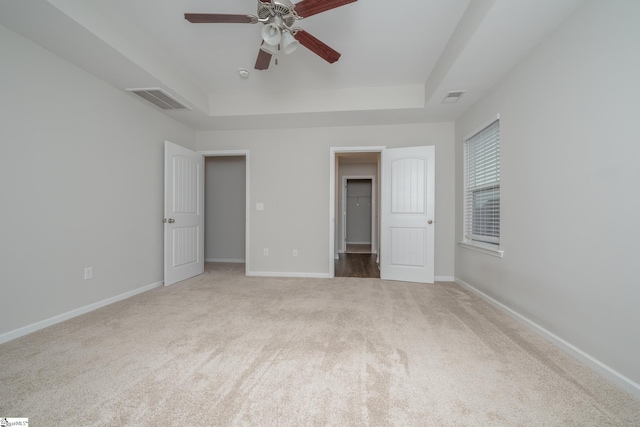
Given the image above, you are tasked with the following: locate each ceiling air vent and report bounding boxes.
[442,90,466,104]
[126,88,190,110]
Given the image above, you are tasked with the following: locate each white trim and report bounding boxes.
[345,241,372,245]
[331,146,386,154]
[200,149,251,276]
[0,281,163,345]
[435,276,455,282]
[205,258,245,263]
[458,241,504,258]
[454,277,640,399]
[245,152,251,276]
[199,149,249,157]
[330,146,385,279]
[246,271,331,279]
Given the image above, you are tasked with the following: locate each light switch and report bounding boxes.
[256,203,264,211]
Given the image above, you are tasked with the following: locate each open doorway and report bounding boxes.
[333,150,381,278]
[164,145,251,285]
[204,156,246,264]
[343,177,375,254]
[330,145,435,282]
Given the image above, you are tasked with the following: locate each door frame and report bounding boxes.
[200,149,250,275]
[329,146,385,278]
[341,176,376,254]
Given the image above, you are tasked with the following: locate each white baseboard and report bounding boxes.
[346,241,372,245]
[0,281,163,345]
[205,258,245,263]
[435,276,454,282]
[247,271,332,279]
[454,277,640,399]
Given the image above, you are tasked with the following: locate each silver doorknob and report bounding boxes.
[428,220,433,224]
[167,218,175,224]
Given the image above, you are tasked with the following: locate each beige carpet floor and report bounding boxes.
[1,263,639,426]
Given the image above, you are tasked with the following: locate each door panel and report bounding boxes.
[172,226,199,267]
[390,227,425,267]
[164,141,204,286]
[392,157,425,213]
[381,146,434,283]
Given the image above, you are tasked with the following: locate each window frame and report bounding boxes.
[460,117,504,258]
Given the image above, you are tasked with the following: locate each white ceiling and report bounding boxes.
[0,0,585,131]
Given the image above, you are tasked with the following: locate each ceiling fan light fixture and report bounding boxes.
[262,23,282,45]
[281,31,299,54]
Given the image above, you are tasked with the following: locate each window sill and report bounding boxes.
[458,241,504,258]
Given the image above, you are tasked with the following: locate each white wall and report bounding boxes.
[197,123,455,277]
[0,25,195,337]
[455,0,640,390]
[204,156,246,262]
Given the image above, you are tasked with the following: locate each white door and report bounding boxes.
[164,141,204,286]
[380,146,435,283]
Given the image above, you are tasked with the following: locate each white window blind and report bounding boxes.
[464,120,500,245]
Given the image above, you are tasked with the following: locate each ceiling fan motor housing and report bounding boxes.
[258,0,298,27]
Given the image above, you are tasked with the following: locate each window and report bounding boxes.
[464,119,500,247]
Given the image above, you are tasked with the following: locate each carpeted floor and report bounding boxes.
[1,263,639,426]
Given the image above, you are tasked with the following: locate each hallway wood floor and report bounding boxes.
[345,244,372,253]
[334,253,380,278]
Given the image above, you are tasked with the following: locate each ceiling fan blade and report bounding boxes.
[294,0,357,18]
[184,13,257,24]
[294,30,341,64]
[255,47,272,70]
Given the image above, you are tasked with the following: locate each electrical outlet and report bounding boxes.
[84,267,93,280]
[293,249,298,257]
[263,248,269,256]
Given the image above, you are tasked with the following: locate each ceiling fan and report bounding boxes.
[185,0,357,70]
